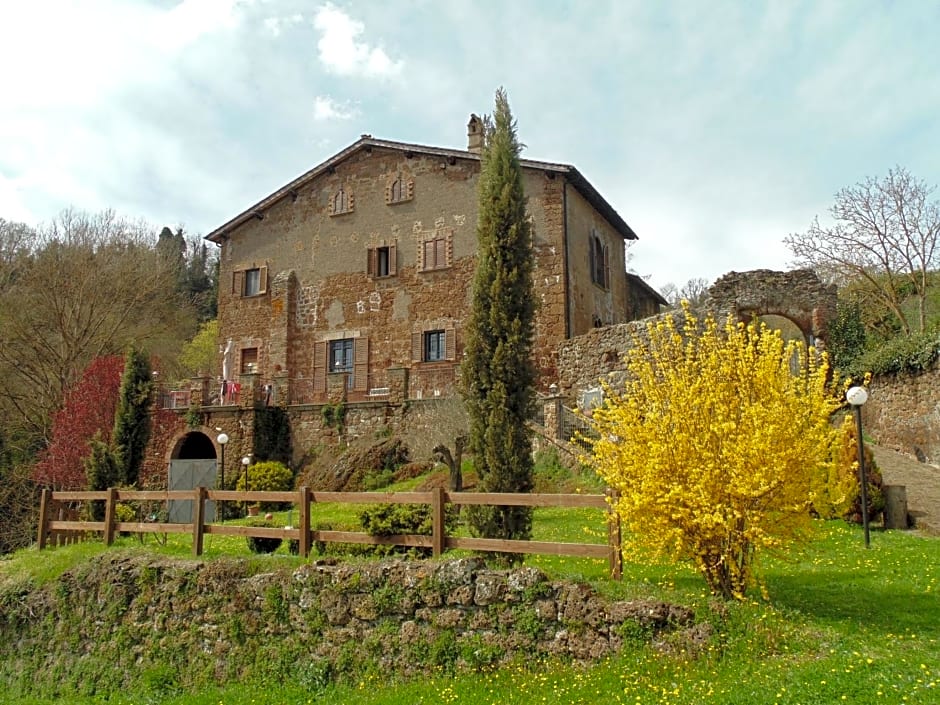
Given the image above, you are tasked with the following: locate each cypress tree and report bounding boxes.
[461,88,536,559]
[111,347,153,486]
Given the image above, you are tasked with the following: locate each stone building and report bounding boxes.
[205,117,665,406]
[145,118,665,487]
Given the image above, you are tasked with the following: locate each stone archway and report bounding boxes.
[166,430,219,523]
[705,269,837,346]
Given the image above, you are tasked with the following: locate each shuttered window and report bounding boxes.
[232,266,268,297]
[367,244,397,277]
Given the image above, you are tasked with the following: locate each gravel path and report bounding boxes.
[871,446,940,535]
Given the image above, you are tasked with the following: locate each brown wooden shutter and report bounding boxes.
[313,341,327,393]
[603,245,610,289]
[589,239,596,283]
[444,323,456,361]
[232,270,244,296]
[353,337,369,391]
[422,240,432,270]
[435,238,447,269]
[367,247,376,276]
[259,266,269,294]
[411,332,422,362]
[388,243,397,275]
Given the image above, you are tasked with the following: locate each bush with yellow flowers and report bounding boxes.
[586,305,846,600]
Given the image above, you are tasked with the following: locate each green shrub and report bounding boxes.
[244,518,283,554]
[235,460,294,510]
[362,468,396,490]
[849,326,940,377]
[357,503,459,557]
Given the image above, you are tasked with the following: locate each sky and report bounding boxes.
[1,0,938,292]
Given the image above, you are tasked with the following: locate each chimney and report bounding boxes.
[467,114,484,153]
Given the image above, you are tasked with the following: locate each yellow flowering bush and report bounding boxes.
[587,306,845,599]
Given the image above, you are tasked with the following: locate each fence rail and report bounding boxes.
[37,487,623,579]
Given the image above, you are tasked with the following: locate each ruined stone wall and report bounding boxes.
[0,554,694,695]
[555,313,675,398]
[705,269,836,341]
[866,364,940,461]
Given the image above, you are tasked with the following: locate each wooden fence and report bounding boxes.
[37,487,623,579]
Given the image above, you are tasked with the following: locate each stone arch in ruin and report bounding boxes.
[704,269,837,347]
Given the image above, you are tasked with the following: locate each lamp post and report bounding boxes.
[242,455,251,514]
[846,386,871,548]
[216,432,229,523]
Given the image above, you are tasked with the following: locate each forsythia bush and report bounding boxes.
[587,306,846,600]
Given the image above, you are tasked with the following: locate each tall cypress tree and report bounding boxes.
[461,88,536,558]
[111,347,153,486]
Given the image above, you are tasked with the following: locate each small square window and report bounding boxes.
[241,347,258,374]
[424,330,445,362]
[367,244,397,277]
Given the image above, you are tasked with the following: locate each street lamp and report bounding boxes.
[242,455,251,513]
[846,386,871,548]
[216,432,229,523]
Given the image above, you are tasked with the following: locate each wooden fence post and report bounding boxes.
[298,486,311,558]
[606,488,623,581]
[37,488,52,550]
[103,487,118,546]
[431,487,445,558]
[192,487,206,556]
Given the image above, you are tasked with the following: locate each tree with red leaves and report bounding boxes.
[32,356,123,490]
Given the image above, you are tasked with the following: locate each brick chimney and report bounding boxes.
[467,114,484,153]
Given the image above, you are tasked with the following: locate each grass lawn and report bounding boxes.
[2,491,937,704]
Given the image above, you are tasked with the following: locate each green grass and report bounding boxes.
[3,495,938,704]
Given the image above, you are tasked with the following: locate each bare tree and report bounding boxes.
[0,209,195,442]
[659,277,711,308]
[785,167,940,335]
[398,397,469,491]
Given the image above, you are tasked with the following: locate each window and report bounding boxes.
[589,233,610,289]
[330,338,354,373]
[329,187,354,216]
[424,330,445,362]
[240,347,258,374]
[232,266,268,297]
[385,174,414,204]
[315,337,368,393]
[367,243,397,277]
[419,228,453,271]
[245,269,261,296]
[412,325,456,362]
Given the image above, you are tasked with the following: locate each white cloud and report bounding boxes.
[263,12,305,37]
[313,3,403,78]
[313,96,358,121]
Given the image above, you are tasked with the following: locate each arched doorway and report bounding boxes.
[168,430,219,523]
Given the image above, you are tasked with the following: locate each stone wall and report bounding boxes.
[555,313,676,399]
[0,554,694,696]
[866,363,940,461]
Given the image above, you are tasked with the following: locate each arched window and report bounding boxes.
[330,187,354,216]
[590,232,610,289]
[385,174,414,204]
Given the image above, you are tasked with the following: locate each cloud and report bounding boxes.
[263,12,305,37]
[313,96,359,121]
[313,3,403,78]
